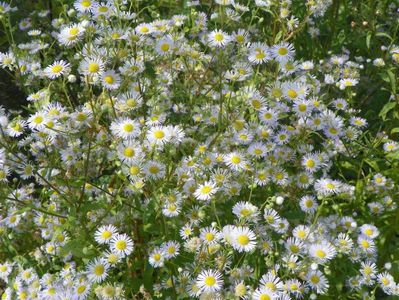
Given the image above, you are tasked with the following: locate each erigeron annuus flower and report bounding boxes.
[58,24,85,46]
[200,227,220,245]
[194,181,218,201]
[306,270,329,294]
[143,160,166,179]
[149,247,165,267]
[147,126,171,145]
[359,224,379,239]
[162,241,180,259]
[110,118,141,140]
[196,269,223,293]
[94,225,118,245]
[309,241,337,263]
[314,178,342,195]
[231,227,257,253]
[87,258,109,283]
[223,152,247,171]
[208,29,231,47]
[252,286,276,300]
[271,42,295,62]
[79,57,105,76]
[232,201,258,219]
[248,42,271,64]
[101,70,121,90]
[44,60,70,79]
[155,36,174,56]
[110,233,134,257]
[299,194,318,213]
[74,0,97,13]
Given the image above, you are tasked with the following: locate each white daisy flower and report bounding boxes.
[308,241,336,263]
[231,227,257,253]
[149,247,165,268]
[110,118,141,140]
[44,60,70,79]
[94,224,118,245]
[87,258,109,283]
[194,181,218,201]
[155,36,174,56]
[208,29,231,47]
[196,269,223,294]
[101,70,121,90]
[271,42,295,62]
[110,233,134,257]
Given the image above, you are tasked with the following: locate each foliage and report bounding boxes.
[0,0,398,299]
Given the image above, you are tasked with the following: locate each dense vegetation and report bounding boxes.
[0,0,398,299]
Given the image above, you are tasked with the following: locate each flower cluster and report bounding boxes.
[0,0,398,299]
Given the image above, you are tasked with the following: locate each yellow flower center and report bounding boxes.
[104,75,114,84]
[278,47,288,55]
[101,230,112,239]
[93,265,104,276]
[160,43,170,52]
[115,240,127,250]
[259,295,271,300]
[81,0,91,7]
[204,276,216,286]
[51,65,63,73]
[153,253,161,261]
[88,63,99,73]
[124,147,135,157]
[287,89,298,99]
[154,130,165,139]
[231,156,241,164]
[315,249,326,258]
[237,235,250,245]
[214,33,224,42]
[123,123,134,132]
[311,275,320,284]
[69,27,79,36]
[205,233,214,241]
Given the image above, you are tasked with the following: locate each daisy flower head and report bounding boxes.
[74,0,97,13]
[208,29,231,47]
[155,36,174,56]
[87,258,109,283]
[271,42,295,62]
[194,181,218,201]
[94,224,118,245]
[301,153,321,173]
[58,23,85,46]
[149,247,165,268]
[383,141,398,152]
[79,57,105,76]
[306,270,329,294]
[110,118,141,140]
[162,240,180,259]
[101,70,121,90]
[231,227,257,253]
[248,42,271,64]
[309,241,336,263]
[223,152,247,171]
[44,60,70,79]
[232,29,249,45]
[252,286,276,300]
[110,233,134,257]
[299,195,318,214]
[314,178,342,195]
[232,201,259,220]
[196,269,223,294]
[200,226,221,245]
[359,224,379,239]
[147,126,171,146]
[135,23,154,35]
[143,160,166,180]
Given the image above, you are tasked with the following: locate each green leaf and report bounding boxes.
[391,128,399,134]
[366,31,372,49]
[378,101,396,120]
[365,159,379,172]
[387,69,397,94]
[376,32,393,41]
